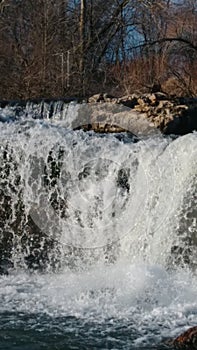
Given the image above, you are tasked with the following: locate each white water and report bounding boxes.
[0,105,197,347]
[0,263,197,345]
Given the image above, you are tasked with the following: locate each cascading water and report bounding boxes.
[0,102,196,350]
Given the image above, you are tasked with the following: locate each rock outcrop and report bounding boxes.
[87,92,197,135]
[171,326,197,349]
[72,102,159,137]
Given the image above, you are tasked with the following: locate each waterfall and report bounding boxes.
[0,103,196,272]
[0,102,197,349]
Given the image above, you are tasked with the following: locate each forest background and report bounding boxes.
[0,0,197,100]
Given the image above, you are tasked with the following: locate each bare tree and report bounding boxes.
[0,0,197,98]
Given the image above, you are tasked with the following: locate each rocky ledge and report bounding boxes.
[87,92,197,135]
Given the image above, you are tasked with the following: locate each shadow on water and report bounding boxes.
[0,312,174,350]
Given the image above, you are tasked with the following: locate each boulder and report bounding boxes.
[171,326,197,349]
[72,102,159,137]
[86,92,197,135]
[133,94,197,134]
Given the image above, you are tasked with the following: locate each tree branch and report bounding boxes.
[128,37,197,52]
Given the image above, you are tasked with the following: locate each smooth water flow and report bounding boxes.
[0,103,196,349]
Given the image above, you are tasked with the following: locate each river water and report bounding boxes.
[0,102,196,349]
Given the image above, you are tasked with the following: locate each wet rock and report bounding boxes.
[172,326,197,349]
[116,168,130,192]
[74,122,133,134]
[0,258,13,275]
[0,145,67,272]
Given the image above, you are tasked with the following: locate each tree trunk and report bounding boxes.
[79,0,86,95]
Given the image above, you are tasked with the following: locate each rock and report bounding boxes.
[103,93,116,102]
[148,93,157,105]
[163,106,197,135]
[74,122,132,134]
[88,93,104,103]
[132,94,197,134]
[171,326,197,349]
[84,92,197,135]
[117,94,139,108]
[88,93,116,103]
